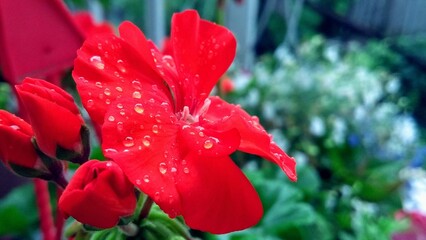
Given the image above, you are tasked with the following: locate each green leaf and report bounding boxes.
[0,184,37,237]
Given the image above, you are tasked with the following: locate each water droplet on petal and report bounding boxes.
[116,59,126,73]
[108,115,115,122]
[152,125,159,134]
[123,136,134,147]
[117,103,123,109]
[133,91,141,99]
[90,56,105,70]
[115,86,123,92]
[155,114,162,123]
[105,99,111,105]
[183,167,190,174]
[136,179,142,185]
[86,99,94,108]
[95,82,102,88]
[134,103,144,114]
[203,139,213,149]
[119,109,126,116]
[199,132,204,137]
[105,148,118,153]
[159,163,167,174]
[116,122,124,131]
[143,175,150,183]
[132,80,142,90]
[154,191,160,200]
[106,162,113,167]
[171,167,177,173]
[142,135,151,147]
[104,88,111,96]
[10,125,20,130]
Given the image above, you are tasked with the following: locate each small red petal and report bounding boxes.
[171,10,237,110]
[176,153,263,234]
[202,96,297,181]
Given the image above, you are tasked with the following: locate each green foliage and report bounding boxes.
[0,184,38,237]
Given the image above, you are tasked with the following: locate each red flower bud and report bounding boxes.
[59,160,137,229]
[0,110,38,168]
[220,76,235,94]
[15,78,85,159]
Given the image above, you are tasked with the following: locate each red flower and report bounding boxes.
[0,110,38,168]
[58,160,137,229]
[73,11,114,37]
[15,78,85,159]
[220,76,235,94]
[73,10,296,233]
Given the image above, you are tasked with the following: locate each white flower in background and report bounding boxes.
[332,117,347,144]
[310,116,326,136]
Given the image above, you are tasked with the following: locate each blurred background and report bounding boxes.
[1,0,426,239]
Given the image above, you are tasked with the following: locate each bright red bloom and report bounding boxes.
[58,160,137,229]
[220,76,235,94]
[0,110,38,168]
[73,10,296,233]
[15,78,84,158]
[73,11,114,37]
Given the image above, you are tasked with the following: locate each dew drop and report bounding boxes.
[171,167,177,173]
[142,135,151,147]
[132,80,142,90]
[95,82,102,88]
[116,59,126,73]
[115,86,123,92]
[199,131,205,137]
[86,99,94,108]
[106,162,113,167]
[104,148,118,153]
[10,125,20,130]
[154,191,160,200]
[155,114,162,123]
[143,175,150,183]
[152,85,159,91]
[122,136,134,147]
[159,163,167,174]
[135,179,142,185]
[104,88,111,96]
[183,167,190,174]
[152,125,159,134]
[116,103,123,109]
[134,103,144,114]
[107,115,115,122]
[203,139,214,149]
[105,99,111,105]
[119,109,126,116]
[116,122,123,131]
[90,56,105,70]
[132,91,142,99]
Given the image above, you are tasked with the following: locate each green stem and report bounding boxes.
[137,197,154,223]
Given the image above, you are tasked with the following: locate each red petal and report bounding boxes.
[202,96,297,181]
[0,110,37,168]
[73,28,172,129]
[102,97,182,217]
[171,10,237,110]
[59,160,136,229]
[176,153,262,234]
[16,90,83,157]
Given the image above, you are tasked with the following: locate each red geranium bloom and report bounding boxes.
[73,10,296,234]
[16,78,85,159]
[59,160,137,229]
